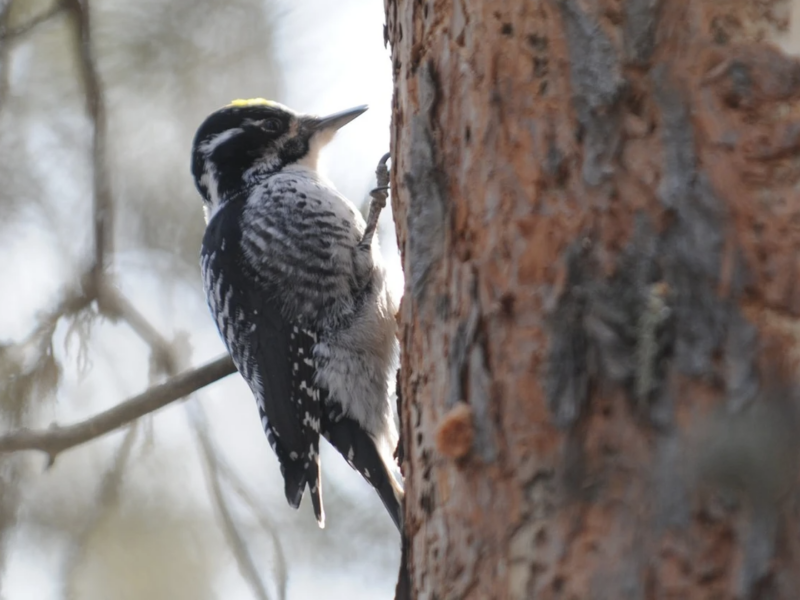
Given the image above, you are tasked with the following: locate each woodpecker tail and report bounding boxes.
[323,414,404,531]
[308,457,325,528]
[282,464,305,508]
[282,454,325,528]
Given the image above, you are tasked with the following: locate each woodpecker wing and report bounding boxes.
[240,175,404,531]
[200,198,325,526]
[235,172,404,530]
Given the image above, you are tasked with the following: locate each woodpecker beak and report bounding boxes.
[312,105,368,133]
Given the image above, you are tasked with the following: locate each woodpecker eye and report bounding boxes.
[263,118,282,133]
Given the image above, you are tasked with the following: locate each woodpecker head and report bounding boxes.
[191,99,367,221]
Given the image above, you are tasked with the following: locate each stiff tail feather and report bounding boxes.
[323,414,404,531]
[309,457,325,528]
[282,457,325,528]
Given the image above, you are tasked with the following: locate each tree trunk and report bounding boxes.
[385,0,800,598]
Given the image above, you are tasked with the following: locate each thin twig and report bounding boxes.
[99,286,178,375]
[216,453,288,600]
[0,1,66,42]
[189,402,273,600]
[61,423,138,600]
[10,282,96,350]
[0,355,236,462]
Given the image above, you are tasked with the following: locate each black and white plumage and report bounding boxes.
[191,98,403,530]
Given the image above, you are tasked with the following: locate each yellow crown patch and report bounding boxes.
[228,98,276,108]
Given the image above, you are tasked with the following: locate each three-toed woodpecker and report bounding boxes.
[191,99,402,530]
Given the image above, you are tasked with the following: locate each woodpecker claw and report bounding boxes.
[361,153,391,247]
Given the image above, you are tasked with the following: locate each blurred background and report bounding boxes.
[0,0,401,598]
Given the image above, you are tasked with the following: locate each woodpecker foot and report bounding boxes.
[361,152,391,247]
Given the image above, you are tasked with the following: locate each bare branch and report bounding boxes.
[189,403,273,600]
[0,355,236,462]
[0,1,66,42]
[0,3,13,108]
[64,0,113,282]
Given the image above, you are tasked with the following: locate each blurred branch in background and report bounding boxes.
[0,0,65,42]
[191,401,287,600]
[64,0,113,283]
[61,423,139,600]
[213,443,289,600]
[0,355,235,461]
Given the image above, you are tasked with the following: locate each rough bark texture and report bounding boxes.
[385,0,800,598]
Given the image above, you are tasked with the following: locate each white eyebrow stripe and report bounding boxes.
[199,128,243,154]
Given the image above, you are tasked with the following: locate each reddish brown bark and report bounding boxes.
[386,0,800,598]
